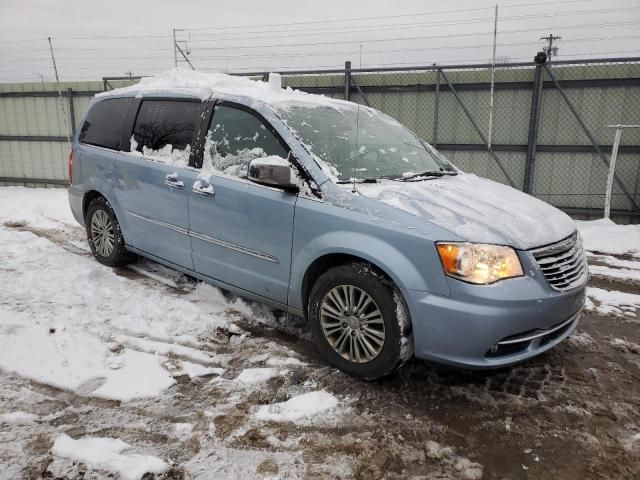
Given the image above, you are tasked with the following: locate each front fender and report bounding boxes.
[289,230,450,311]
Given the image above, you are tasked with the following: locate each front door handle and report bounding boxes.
[165,173,184,189]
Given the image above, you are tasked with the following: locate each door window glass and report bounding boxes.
[79,98,132,150]
[132,100,201,165]
[204,104,288,178]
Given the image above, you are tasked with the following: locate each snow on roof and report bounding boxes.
[96,67,350,109]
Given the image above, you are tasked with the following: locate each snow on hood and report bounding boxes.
[357,173,576,250]
[97,68,351,109]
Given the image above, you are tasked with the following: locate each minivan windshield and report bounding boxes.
[274,102,454,181]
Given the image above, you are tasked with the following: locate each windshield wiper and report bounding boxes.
[336,177,378,184]
[395,170,458,182]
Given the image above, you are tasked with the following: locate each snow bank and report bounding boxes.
[0,411,38,426]
[589,264,640,283]
[52,434,168,480]
[0,187,75,229]
[588,253,640,270]
[586,287,640,317]
[577,219,640,258]
[0,314,175,401]
[255,390,338,423]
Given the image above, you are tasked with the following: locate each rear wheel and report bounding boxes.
[85,197,136,267]
[308,262,412,380]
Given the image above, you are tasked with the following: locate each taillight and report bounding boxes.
[68,148,73,184]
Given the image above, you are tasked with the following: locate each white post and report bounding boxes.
[604,124,640,219]
[487,4,498,149]
[604,126,622,219]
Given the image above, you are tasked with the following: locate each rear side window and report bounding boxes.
[79,98,132,150]
[132,100,201,155]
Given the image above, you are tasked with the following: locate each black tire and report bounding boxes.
[308,262,413,380]
[85,197,136,267]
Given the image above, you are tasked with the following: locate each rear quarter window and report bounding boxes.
[79,97,132,150]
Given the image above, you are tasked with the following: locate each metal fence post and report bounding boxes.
[344,61,351,101]
[523,61,545,193]
[67,88,76,137]
[432,68,440,147]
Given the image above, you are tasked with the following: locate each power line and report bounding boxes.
[1,26,637,68]
[186,20,640,52]
[179,0,597,32]
[180,6,640,43]
[5,32,639,65]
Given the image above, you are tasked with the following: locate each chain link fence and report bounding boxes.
[236,57,640,219]
[2,57,639,220]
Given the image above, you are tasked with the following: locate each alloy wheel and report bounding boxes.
[320,285,386,363]
[90,210,115,257]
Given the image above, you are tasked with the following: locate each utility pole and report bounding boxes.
[175,42,195,70]
[488,4,498,148]
[125,71,133,78]
[172,28,178,67]
[48,37,71,148]
[34,73,45,88]
[540,34,561,62]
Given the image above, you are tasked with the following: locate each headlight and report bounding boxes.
[436,242,523,284]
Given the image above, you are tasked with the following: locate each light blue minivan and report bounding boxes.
[68,72,588,379]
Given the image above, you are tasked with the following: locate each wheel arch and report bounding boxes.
[292,231,432,315]
[82,190,107,220]
[301,253,393,317]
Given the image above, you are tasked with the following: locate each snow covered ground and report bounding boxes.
[1,186,639,480]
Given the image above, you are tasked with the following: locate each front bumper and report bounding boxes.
[405,251,586,369]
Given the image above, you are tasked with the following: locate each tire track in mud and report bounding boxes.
[3,221,90,256]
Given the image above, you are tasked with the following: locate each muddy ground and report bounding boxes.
[1,224,639,480]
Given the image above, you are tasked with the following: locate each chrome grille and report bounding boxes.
[531,232,588,292]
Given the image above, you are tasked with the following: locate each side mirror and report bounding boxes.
[248,156,298,191]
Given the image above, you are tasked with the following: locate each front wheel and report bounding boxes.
[85,198,136,267]
[308,262,412,380]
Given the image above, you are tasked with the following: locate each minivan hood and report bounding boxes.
[357,173,576,250]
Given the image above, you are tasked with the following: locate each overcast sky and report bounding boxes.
[1,0,639,82]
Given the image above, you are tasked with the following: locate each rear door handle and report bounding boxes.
[165,173,184,189]
[192,183,214,197]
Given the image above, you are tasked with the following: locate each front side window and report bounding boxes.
[204,104,288,178]
[131,100,201,165]
[79,98,132,150]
